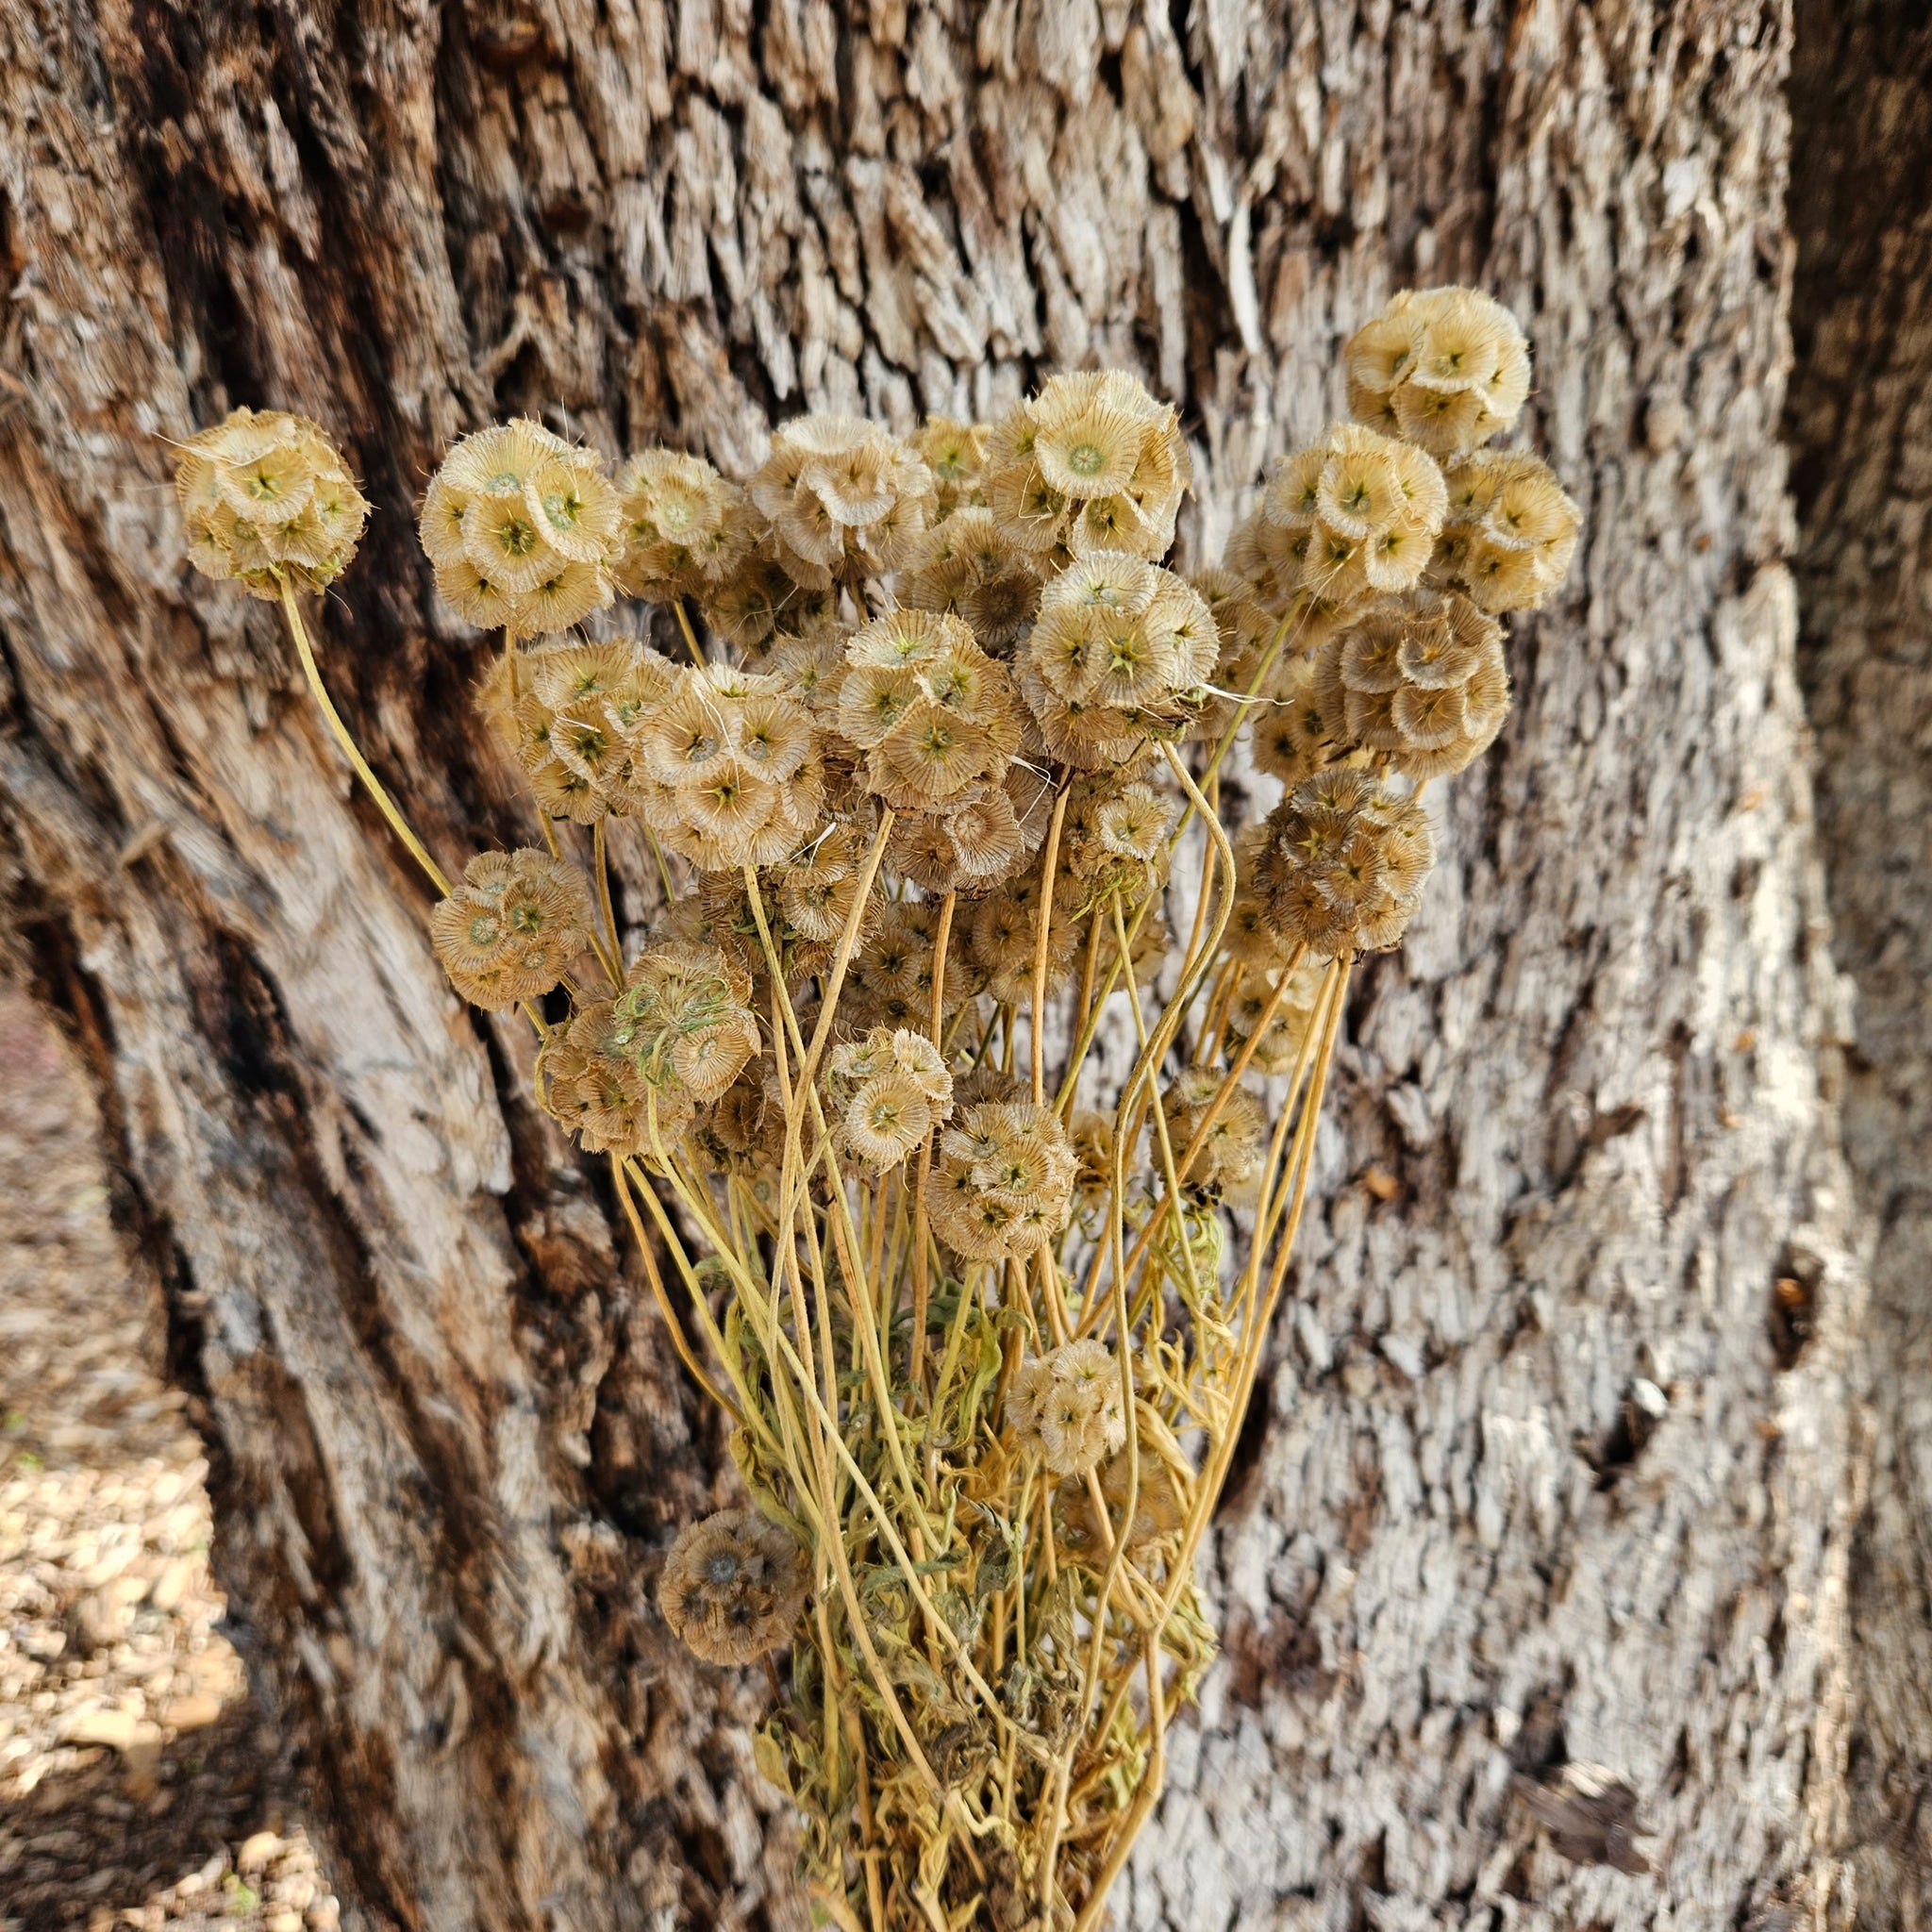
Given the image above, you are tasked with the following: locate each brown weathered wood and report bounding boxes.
[1789,2,1932,1922]
[0,1,1873,1926]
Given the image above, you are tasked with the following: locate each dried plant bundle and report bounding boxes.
[175,286,1576,1932]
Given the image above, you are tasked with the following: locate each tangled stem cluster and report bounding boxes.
[176,287,1575,1932]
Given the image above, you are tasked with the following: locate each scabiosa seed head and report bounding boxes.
[838,609,1024,812]
[612,449,754,600]
[626,663,825,870]
[1006,1341,1128,1476]
[1312,591,1511,779]
[984,371,1190,565]
[658,1509,809,1665]
[1019,551,1217,764]
[1435,450,1582,613]
[897,508,1043,658]
[1254,771,1435,958]
[1248,653,1346,791]
[749,413,937,588]
[176,408,369,599]
[421,419,619,637]
[1235,425,1447,619]
[1222,954,1327,1074]
[916,416,991,516]
[928,1100,1078,1261]
[962,863,1080,1005]
[1345,286,1533,462]
[611,939,761,1118]
[429,849,595,1009]
[538,1001,651,1158]
[824,1026,955,1173]
[1160,1065,1265,1201]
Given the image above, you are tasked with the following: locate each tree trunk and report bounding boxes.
[1788,2,1932,1922]
[0,1,1874,1927]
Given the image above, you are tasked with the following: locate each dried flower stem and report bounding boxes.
[175,294,1576,1927]
[277,580,450,894]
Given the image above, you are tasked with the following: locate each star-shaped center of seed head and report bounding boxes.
[1067,441,1108,478]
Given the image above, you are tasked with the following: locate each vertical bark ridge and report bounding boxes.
[1789,1,1932,1922]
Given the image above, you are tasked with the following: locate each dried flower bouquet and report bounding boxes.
[175,286,1577,1932]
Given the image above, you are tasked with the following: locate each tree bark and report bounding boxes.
[0,2,1871,1928]
[1788,2,1932,1922]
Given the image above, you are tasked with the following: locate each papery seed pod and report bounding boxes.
[748,413,937,588]
[1254,770,1435,958]
[951,1063,1030,1111]
[1312,591,1511,779]
[610,939,761,1117]
[944,1101,1078,1215]
[627,663,824,870]
[658,1509,810,1665]
[1222,955,1326,1074]
[1346,287,1533,462]
[964,864,1079,1005]
[692,1058,787,1181]
[1058,1453,1186,1556]
[824,1025,954,1173]
[527,752,609,825]
[176,408,369,599]
[839,1070,939,1172]
[916,416,991,515]
[429,849,595,1009]
[1016,661,1151,771]
[898,507,1044,657]
[421,419,620,638]
[1160,1065,1265,1201]
[1436,450,1582,613]
[702,545,837,655]
[1235,425,1447,619]
[774,818,882,952]
[928,1100,1077,1261]
[1006,1340,1127,1476]
[538,1002,650,1158]
[1249,653,1345,790]
[839,897,960,1033]
[761,627,853,717]
[518,639,680,813]
[1069,1109,1119,1216]
[1062,774,1174,914]
[611,449,753,599]
[885,763,1048,897]
[1019,549,1217,762]
[837,608,1024,812]
[1222,826,1291,971]
[1189,567,1278,740]
[983,372,1190,564]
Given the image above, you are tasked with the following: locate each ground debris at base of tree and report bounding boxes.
[0,984,341,1932]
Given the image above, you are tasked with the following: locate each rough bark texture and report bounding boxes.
[0,2,1870,1928]
[1788,2,1932,1923]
